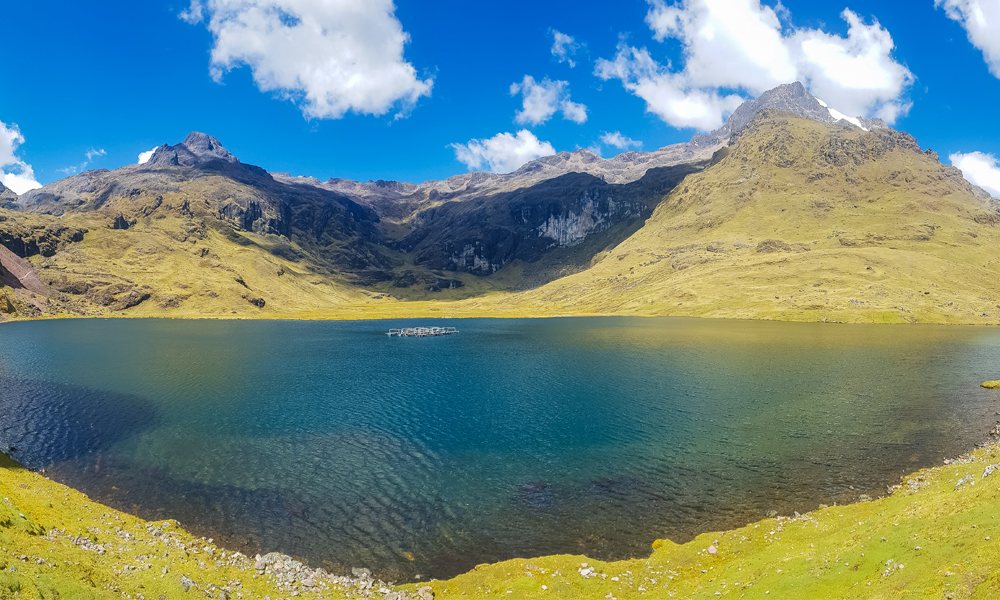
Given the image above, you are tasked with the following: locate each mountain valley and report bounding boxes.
[1,82,998,324]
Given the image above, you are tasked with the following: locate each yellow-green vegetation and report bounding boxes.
[5,113,1000,598]
[495,115,1000,325]
[983,381,1000,389]
[0,451,405,600]
[8,442,1000,599]
[5,112,1000,325]
[405,445,1000,599]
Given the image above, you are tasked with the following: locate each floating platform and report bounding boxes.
[386,327,459,337]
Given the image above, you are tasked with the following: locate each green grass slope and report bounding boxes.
[3,112,1000,325]
[6,438,1000,599]
[403,441,1000,599]
[495,112,1000,324]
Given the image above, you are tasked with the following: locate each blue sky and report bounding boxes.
[2,0,1000,196]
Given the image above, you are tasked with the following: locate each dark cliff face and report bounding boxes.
[397,164,702,275]
[0,212,86,259]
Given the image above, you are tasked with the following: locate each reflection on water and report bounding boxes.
[1,317,999,581]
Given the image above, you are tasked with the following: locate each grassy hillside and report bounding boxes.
[4,112,999,325]
[6,436,1000,599]
[495,112,1000,324]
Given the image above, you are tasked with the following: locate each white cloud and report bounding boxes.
[451,130,556,174]
[138,147,157,164]
[951,151,1000,199]
[600,131,643,150]
[85,148,106,161]
[181,0,433,120]
[595,42,743,130]
[596,0,913,131]
[510,75,587,126]
[0,120,42,195]
[180,0,205,24]
[551,29,580,67]
[937,0,1000,78]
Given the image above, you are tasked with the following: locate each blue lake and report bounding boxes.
[1,317,999,581]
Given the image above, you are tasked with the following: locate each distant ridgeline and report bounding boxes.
[2,82,999,324]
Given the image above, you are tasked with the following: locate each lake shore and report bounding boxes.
[4,420,1000,599]
[3,315,1000,599]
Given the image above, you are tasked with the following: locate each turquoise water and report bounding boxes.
[1,317,999,581]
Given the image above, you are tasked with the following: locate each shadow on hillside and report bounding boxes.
[370,163,706,300]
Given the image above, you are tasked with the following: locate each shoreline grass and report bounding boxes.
[5,434,1000,599]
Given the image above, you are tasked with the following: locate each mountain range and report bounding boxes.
[1,82,999,324]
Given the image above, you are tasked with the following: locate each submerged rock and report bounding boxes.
[518,481,556,508]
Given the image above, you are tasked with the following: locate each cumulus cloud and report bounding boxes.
[600,131,643,150]
[596,43,744,130]
[551,29,580,67]
[181,0,433,120]
[0,120,42,195]
[510,75,587,126]
[937,0,1000,78]
[138,148,157,164]
[451,130,556,174]
[951,151,1000,199]
[596,0,913,130]
[180,0,205,24]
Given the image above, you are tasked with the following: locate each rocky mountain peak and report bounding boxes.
[725,82,833,135]
[0,180,17,208]
[691,81,882,147]
[147,132,239,168]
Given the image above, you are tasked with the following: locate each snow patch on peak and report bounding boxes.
[815,97,867,131]
[827,107,867,131]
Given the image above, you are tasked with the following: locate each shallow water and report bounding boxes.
[1,317,999,581]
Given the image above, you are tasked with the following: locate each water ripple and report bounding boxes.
[3,317,1000,581]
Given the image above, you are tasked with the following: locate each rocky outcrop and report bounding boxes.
[735,108,939,173]
[822,126,924,167]
[0,212,86,258]
[146,132,239,168]
[0,181,17,208]
[398,165,701,275]
[286,141,716,222]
